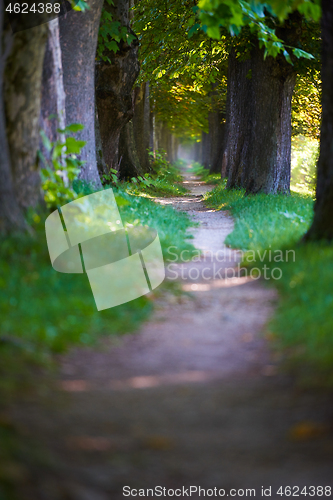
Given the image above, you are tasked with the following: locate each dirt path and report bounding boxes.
[11,168,333,500]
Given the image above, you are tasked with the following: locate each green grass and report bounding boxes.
[205,186,313,251]
[0,185,195,393]
[205,184,333,386]
[127,157,189,197]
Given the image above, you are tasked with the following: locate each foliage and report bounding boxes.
[133,0,228,140]
[134,0,320,143]
[97,0,136,63]
[196,0,321,61]
[125,152,189,197]
[133,0,228,86]
[291,136,318,195]
[39,124,86,210]
[292,71,321,139]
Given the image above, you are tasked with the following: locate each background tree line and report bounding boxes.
[0,0,332,242]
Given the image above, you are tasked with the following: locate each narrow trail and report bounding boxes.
[12,167,333,499]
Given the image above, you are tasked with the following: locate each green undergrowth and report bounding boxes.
[205,184,333,386]
[188,161,224,185]
[205,186,314,251]
[126,155,189,197]
[0,184,196,395]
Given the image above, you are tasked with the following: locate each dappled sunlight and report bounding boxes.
[182,276,255,292]
[59,370,223,393]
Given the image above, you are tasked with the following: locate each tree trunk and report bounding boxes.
[95,104,108,176]
[224,48,252,188]
[209,111,225,174]
[119,119,144,179]
[201,131,210,169]
[59,0,103,187]
[305,0,333,241]
[4,22,48,209]
[95,0,140,174]
[40,18,66,157]
[133,81,152,173]
[166,131,174,163]
[244,43,296,194]
[193,140,202,163]
[224,43,297,193]
[0,0,26,233]
[172,135,179,163]
[224,15,302,194]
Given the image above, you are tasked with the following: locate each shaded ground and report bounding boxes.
[9,167,333,499]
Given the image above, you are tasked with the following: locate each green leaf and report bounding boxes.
[206,25,221,40]
[283,49,293,65]
[293,48,315,60]
[65,137,87,154]
[40,130,52,152]
[52,143,65,160]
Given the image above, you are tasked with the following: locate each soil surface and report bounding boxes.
[10,167,333,500]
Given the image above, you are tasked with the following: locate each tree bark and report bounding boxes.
[304,0,333,241]
[133,81,152,173]
[224,18,300,194]
[209,110,225,174]
[59,0,103,187]
[95,0,140,174]
[193,140,202,163]
[0,0,26,233]
[4,21,48,209]
[244,43,296,194]
[224,49,252,188]
[201,130,210,169]
[119,119,144,179]
[40,18,66,156]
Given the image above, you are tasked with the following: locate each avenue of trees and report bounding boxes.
[0,0,332,240]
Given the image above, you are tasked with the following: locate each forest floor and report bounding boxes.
[9,166,333,500]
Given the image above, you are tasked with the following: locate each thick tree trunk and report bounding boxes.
[133,82,152,173]
[4,22,48,209]
[95,0,140,174]
[224,22,299,194]
[40,18,66,156]
[0,0,26,233]
[59,0,103,187]
[119,120,144,179]
[224,49,252,188]
[305,0,333,241]
[244,44,296,194]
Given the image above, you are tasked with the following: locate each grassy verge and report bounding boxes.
[1,170,196,393]
[126,156,189,197]
[204,185,333,386]
[188,162,223,185]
